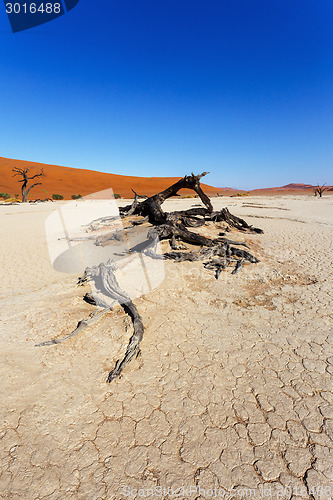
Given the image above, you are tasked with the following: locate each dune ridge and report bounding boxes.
[0,156,225,199]
[0,156,332,199]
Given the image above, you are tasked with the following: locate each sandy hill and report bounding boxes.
[250,183,333,195]
[281,183,314,189]
[0,156,332,199]
[0,156,226,200]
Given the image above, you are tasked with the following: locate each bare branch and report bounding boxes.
[27,168,43,180]
[316,183,327,197]
[26,182,42,195]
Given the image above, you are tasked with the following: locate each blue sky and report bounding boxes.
[0,0,332,189]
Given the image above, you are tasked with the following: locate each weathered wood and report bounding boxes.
[36,307,114,346]
[170,233,188,250]
[120,172,212,223]
[182,216,206,228]
[107,300,144,382]
[39,172,263,383]
[81,260,145,382]
[231,258,244,275]
[154,221,216,247]
[218,235,249,248]
[132,216,149,226]
[127,190,140,216]
[164,250,204,262]
[230,247,258,263]
[209,207,263,233]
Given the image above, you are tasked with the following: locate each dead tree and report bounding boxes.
[38,172,263,383]
[12,167,43,202]
[314,183,327,198]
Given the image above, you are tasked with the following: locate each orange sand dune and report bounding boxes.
[0,156,332,199]
[0,156,226,200]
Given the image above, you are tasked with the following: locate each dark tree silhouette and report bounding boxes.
[314,183,327,198]
[12,167,44,202]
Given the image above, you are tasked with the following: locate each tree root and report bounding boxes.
[107,300,144,383]
[35,306,114,346]
[80,260,145,382]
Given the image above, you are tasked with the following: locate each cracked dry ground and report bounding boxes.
[0,198,333,499]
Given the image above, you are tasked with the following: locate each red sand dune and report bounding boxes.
[0,156,332,199]
[249,183,333,195]
[0,156,227,199]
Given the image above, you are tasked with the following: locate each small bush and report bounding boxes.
[114,193,121,199]
[52,194,64,200]
[183,194,195,199]
[15,194,19,198]
[230,192,250,197]
[71,194,82,199]
[0,193,11,200]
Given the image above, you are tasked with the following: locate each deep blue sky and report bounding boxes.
[0,0,332,189]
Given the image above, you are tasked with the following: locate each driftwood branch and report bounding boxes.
[127,190,139,216]
[81,260,145,382]
[38,172,263,383]
[119,172,213,223]
[36,307,113,346]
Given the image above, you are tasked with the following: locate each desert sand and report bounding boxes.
[0,195,333,499]
[1,156,332,200]
[0,157,225,199]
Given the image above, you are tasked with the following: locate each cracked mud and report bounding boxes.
[0,197,332,499]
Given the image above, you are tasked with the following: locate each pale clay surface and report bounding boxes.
[0,196,332,499]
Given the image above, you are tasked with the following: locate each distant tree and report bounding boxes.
[12,167,43,202]
[71,194,82,199]
[314,183,327,198]
[114,193,121,199]
[52,194,64,200]
[14,194,19,198]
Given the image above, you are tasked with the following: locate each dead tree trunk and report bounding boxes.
[120,172,213,223]
[37,172,263,383]
[315,184,327,197]
[12,167,43,202]
[120,172,262,248]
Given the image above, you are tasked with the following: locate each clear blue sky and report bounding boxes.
[0,0,332,189]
